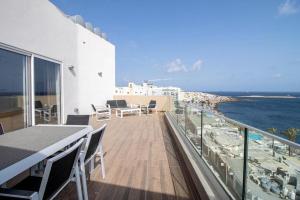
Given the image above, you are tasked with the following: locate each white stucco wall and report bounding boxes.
[0,0,115,121]
[76,25,115,114]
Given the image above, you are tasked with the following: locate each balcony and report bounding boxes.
[57,114,198,200]
[1,101,299,200]
[166,103,300,200]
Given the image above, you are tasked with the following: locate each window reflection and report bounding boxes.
[34,58,61,124]
[0,48,27,132]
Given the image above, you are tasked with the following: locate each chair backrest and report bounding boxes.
[35,101,43,109]
[66,115,89,125]
[39,139,84,200]
[91,104,97,112]
[83,124,106,163]
[116,100,127,108]
[51,105,57,114]
[106,100,117,109]
[0,123,4,135]
[148,100,156,108]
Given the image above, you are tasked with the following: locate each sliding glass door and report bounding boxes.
[34,57,61,125]
[0,48,29,132]
[0,47,62,131]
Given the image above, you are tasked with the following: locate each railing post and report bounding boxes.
[242,128,249,200]
[200,110,203,156]
[184,105,187,135]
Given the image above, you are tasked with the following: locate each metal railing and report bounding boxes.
[168,102,300,200]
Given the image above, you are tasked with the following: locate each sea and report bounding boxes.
[209,92,300,144]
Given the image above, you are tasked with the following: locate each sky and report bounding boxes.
[52,0,300,92]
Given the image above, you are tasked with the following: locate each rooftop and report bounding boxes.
[58,114,198,200]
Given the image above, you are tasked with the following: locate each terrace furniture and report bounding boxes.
[106,100,118,109]
[107,100,141,118]
[106,100,139,109]
[115,107,141,118]
[34,101,45,118]
[91,104,111,121]
[0,139,85,200]
[79,124,107,200]
[66,115,90,125]
[0,125,93,187]
[0,123,4,135]
[141,100,157,114]
[43,105,57,122]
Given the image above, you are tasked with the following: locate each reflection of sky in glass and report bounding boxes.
[34,58,59,95]
[0,48,25,96]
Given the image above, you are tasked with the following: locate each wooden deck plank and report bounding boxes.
[57,114,195,200]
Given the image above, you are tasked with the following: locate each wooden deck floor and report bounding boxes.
[58,114,195,200]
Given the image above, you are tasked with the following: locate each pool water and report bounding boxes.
[249,133,263,141]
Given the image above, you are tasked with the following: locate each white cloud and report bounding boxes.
[273,73,282,78]
[192,59,204,71]
[166,59,187,73]
[278,0,299,15]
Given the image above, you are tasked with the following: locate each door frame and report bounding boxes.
[31,55,63,125]
[0,43,63,127]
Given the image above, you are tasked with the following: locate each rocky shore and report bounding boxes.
[181,91,237,108]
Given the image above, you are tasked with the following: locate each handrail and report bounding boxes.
[170,101,300,200]
[185,103,300,149]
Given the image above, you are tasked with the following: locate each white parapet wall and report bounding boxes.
[0,0,115,120]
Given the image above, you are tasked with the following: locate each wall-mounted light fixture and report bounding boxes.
[68,65,75,71]
[98,72,103,77]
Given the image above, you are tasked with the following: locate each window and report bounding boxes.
[34,57,61,124]
[0,48,29,132]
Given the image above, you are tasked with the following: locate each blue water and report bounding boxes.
[249,133,263,141]
[210,92,300,144]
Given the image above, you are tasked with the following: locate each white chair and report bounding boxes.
[0,139,85,200]
[35,101,44,118]
[79,124,106,200]
[91,104,111,121]
[43,105,57,122]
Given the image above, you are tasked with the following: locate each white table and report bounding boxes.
[0,125,93,185]
[115,108,141,118]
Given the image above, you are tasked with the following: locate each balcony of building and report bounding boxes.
[57,113,200,200]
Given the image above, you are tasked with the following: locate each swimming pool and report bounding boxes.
[249,133,263,141]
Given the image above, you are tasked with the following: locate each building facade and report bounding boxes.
[0,0,115,131]
[115,82,182,101]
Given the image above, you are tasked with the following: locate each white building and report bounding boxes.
[115,82,182,100]
[0,0,115,131]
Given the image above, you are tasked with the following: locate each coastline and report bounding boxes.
[181,91,238,116]
[238,95,297,99]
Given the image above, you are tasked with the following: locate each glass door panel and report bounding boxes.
[34,57,61,124]
[0,48,28,132]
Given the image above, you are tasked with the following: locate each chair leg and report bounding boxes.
[75,164,83,200]
[80,159,89,200]
[89,158,95,173]
[99,144,106,179]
